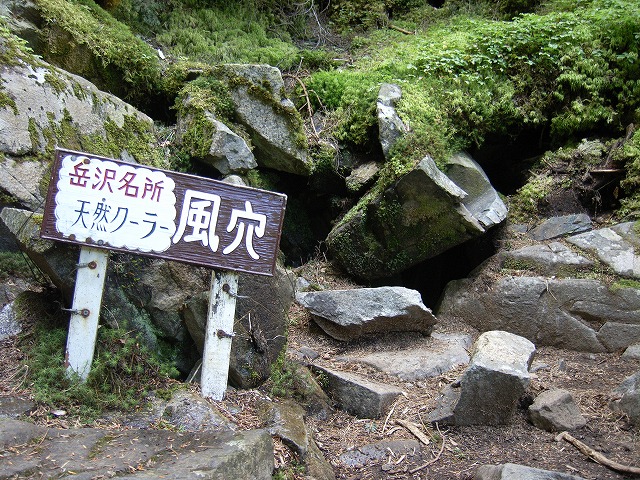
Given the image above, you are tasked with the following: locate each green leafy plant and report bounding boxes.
[22,300,179,422]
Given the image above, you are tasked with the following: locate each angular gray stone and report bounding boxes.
[429,331,535,426]
[339,439,421,468]
[342,332,472,381]
[0,397,35,419]
[610,371,640,425]
[261,399,335,480]
[326,154,487,280]
[528,214,592,241]
[224,64,310,175]
[377,83,407,159]
[528,389,586,432]
[445,152,508,229]
[567,222,640,279]
[162,390,233,432]
[475,463,586,480]
[312,365,403,419]
[345,161,379,193]
[439,276,640,352]
[297,286,437,341]
[0,302,21,340]
[176,106,257,174]
[623,343,640,359]
[500,242,594,276]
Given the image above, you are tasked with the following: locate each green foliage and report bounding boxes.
[269,351,297,398]
[155,3,300,69]
[307,0,640,167]
[618,129,640,218]
[35,0,162,103]
[23,311,179,421]
[0,252,30,281]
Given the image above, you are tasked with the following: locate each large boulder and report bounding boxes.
[326,154,504,280]
[475,463,586,480]
[296,286,436,341]
[567,222,640,279]
[222,64,310,175]
[610,371,640,425]
[439,275,640,352]
[444,152,507,229]
[429,330,535,426]
[0,32,162,211]
[175,97,257,175]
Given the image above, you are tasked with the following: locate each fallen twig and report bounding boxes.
[382,401,397,434]
[389,23,414,35]
[555,431,640,475]
[396,419,430,446]
[409,423,446,474]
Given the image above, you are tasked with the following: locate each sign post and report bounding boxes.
[64,246,109,380]
[41,149,286,399]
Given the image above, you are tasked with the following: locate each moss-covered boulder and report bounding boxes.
[0,28,166,210]
[222,64,311,176]
[327,154,505,280]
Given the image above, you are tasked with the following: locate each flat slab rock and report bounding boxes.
[475,463,587,480]
[339,439,421,468]
[567,222,640,279]
[312,365,403,419]
[339,332,473,381]
[0,418,273,479]
[297,286,437,341]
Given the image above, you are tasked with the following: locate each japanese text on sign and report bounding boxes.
[42,150,287,276]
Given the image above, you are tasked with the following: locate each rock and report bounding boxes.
[261,399,335,480]
[326,154,494,280]
[528,214,592,241]
[0,418,273,479]
[500,242,594,276]
[444,152,508,229]
[162,390,233,432]
[528,389,586,432]
[439,276,640,352]
[176,103,257,174]
[345,161,379,193]
[0,397,35,419]
[0,39,158,210]
[623,343,640,359]
[223,64,310,175]
[311,365,403,419]
[567,222,640,279]
[0,158,47,211]
[475,463,586,479]
[0,302,21,340]
[0,207,78,302]
[339,439,421,467]
[342,332,472,381]
[377,83,407,159]
[429,331,535,426]
[0,418,46,450]
[296,286,437,341]
[610,371,640,425]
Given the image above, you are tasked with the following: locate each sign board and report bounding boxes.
[41,149,287,276]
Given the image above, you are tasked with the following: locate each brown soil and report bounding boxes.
[1,261,639,480]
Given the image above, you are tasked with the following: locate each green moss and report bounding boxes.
[0,88,18,115]
[610,279,640,291]
[44,71,68,95]
[0,252,31,281]
[35,0,162,104]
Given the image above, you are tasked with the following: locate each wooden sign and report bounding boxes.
[41,149,287,276]
[41,149,287,397]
